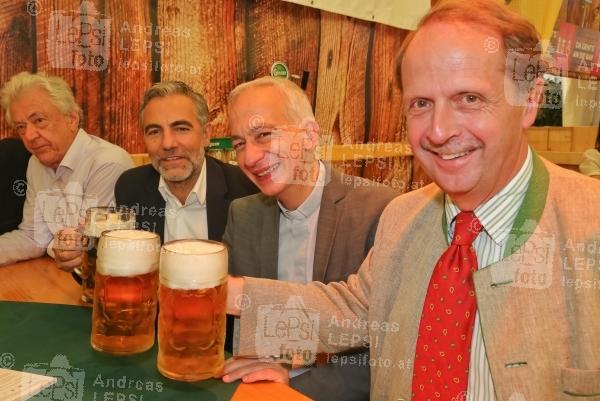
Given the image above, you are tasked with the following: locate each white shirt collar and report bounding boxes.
[278,161,325,221]
[445,146,533,245]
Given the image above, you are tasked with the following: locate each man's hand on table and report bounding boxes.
[220,357,290,384]
[53,227,85,272]
[223,276,291,384]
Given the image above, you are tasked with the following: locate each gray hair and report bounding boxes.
[228,76,314,123]
[0,72,82,126]
[140,81,209,127]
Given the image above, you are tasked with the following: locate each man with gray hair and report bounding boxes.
[114,80,257,244]
[0,71,132,267]
[222,76,398,401]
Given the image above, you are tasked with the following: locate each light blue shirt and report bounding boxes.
[277,161,325,283]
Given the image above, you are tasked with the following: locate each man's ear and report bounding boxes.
[302,119,319,151]
[67,111,79,132]
[202,124,211,147]
[522,76,544,129]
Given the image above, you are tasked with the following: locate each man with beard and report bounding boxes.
[114,81,257,244]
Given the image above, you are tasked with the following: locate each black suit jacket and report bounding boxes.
[114,155,258,243]
[0,138,31,234]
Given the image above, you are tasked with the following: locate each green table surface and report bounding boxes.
[0,301,239,401]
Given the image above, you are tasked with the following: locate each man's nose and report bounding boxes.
[428,103,460,145]
[243,140,265,167]
[22,123,39,142]
[161,129,177,149]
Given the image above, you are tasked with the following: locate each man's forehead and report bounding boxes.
[401,22,506,80]
[11,91,55,119]
[144,97,197,120]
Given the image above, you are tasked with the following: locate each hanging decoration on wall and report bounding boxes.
[270,61,290,79]
[281,0,430,30]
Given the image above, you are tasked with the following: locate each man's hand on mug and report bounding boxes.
[220,357,290,384]
[53,227,85,272]
[227,275,245,316]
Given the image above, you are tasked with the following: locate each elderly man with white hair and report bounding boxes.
[0,72,132,266]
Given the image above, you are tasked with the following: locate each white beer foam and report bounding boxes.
[97,229,160,277]
[85,209,135,238]
[160,240,228,290]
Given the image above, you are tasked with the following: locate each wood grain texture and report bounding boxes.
[314,11,371,176]
[549,127,573,151]
[0,256,82,305]
[245,0,320,106]
[0,0,426,182]
[571,126,597,151]
[102,0,152,152]
[158,0,245,138]
[36,0,104,138]
[0,0,33,139]
[362,23,413,193]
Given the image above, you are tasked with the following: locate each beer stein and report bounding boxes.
[78,206,135,303]
[91,229,160,355]
[157,240,228,381]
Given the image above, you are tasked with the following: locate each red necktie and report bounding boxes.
[411,211,482,400]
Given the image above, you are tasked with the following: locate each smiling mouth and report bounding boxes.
[256,163,280,177]
[161,156,186,163]
[437,150,474,160]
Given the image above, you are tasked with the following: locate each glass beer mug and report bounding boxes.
[91,229,160,355]
[79,206,135,304]
[157,240,228,381]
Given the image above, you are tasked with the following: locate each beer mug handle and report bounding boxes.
[81,235,91,250]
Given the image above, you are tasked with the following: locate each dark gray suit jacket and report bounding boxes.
[223,165,398,401]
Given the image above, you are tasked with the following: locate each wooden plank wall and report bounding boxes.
[0,0,418,192]
[0,1,33,135]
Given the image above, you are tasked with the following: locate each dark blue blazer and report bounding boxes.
[114,155,258,243]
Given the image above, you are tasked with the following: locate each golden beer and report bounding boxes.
[81,207,135,304]
[91,230,160,355]
[157,240,228,381]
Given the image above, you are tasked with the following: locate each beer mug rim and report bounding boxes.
[101,229,158,240]
[160,239,227,290]
[97,229,160,277]
[161,239,226,255]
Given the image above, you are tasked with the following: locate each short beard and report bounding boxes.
[152,157,200,183]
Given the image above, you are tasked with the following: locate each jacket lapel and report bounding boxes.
[313,166,344,282]
[258,196,280,280]
[380,192,447,399]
